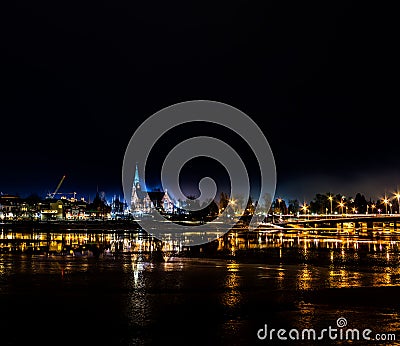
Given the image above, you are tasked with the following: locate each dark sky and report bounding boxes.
[1,1,397,203]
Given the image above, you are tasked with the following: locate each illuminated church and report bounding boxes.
[131,164,175,215]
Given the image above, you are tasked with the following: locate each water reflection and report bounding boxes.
[274,270,284,292]
[295,301,316,330]
[1,248,400,345]
[215,230,400,271]
[2,227,400,271]
[222,261,242,310]
[123,254,152,332]
[296,264,313,291]
[327,267,363,288]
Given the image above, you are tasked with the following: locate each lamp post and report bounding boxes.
[383,196,389,214]
[277,198,282,214]
[338,202,345,215]
[328,195,333,215]
[394,192,400,214]
[301,203,308,219]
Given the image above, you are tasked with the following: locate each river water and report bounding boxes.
[1,228,400,345]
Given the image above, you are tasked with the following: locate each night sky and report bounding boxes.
[1,2,397,203]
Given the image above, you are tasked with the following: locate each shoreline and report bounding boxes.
[0,219,142,231]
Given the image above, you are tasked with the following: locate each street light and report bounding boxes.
[277,198,282,214]
[394,192,400,214]
[328,195,333,214]
[301,203,309,219]
[382,196,389,214]
[338,201,345,215]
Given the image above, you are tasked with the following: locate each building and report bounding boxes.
[131,164,176,216]
[85,192,112,220]
[40,199,64,220]
[0,194,21,220]
[131,164,154,215]
[63,198,88,220]
[160,189,174,213]
[110,195,129,219]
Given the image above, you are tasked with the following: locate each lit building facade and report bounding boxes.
[130,164,176,215]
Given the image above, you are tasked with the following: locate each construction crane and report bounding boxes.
[47,175,66,199]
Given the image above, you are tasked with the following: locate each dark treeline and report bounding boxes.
[270,192,400,215]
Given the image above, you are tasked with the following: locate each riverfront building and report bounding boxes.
[130,164,175,216]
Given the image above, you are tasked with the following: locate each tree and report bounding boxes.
[219,192,229,213]
[354,193,367,213]
[203,199,219,218]
[234,194,245,213]
[262,192,273,214]
[87,192,111,220]
[288,199,300,215]
[273,198,287,214]
[244,196,255,216]
[309,193,326,214]
[185,196,201,211]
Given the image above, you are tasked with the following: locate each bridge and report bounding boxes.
[274,214,400,234]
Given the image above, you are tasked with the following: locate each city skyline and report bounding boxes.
[2,174,400,209]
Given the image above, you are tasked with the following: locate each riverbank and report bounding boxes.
[0,219,142,231]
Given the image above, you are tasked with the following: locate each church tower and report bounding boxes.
[134,163,141,191]
[131,163,141,211]
[131,163,153,214]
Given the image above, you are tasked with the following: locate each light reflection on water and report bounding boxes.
[222,261,242,310]
[1,228,400,344]
[2,227,400,259]
[0,254,400,344]
[296,264,314,291]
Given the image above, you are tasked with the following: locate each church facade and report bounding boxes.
[131,164,175,215]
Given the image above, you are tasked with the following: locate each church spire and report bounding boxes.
[134,163,140,187]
